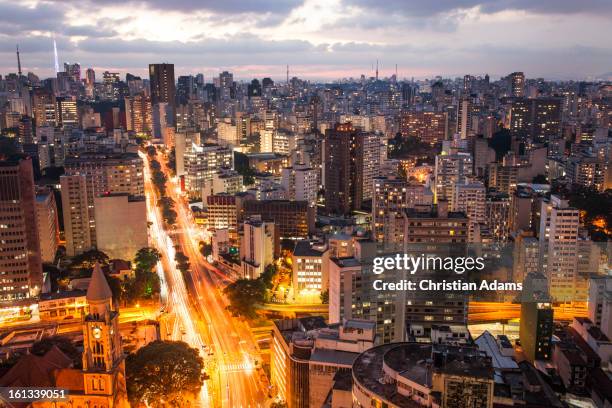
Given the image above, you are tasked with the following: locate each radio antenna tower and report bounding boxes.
[16,45,22,76]
[376,59,379,80]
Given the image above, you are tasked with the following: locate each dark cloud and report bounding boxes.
[345,0,612,16]
[49,0,303,15]
[0,2,66,34]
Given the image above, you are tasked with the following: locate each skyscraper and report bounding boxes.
[324,123,372,215]
[520,272,553,362]
[149,63,176,125]
[538,195,581,302]
[509,71,525,97]
[0,157,43,304]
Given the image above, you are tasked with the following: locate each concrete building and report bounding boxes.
[520,273,554,362]
[93,194,148,260]
[399,110,448,144]
[372,176,408,247]
[240,216,276,279]
[271,317,375,408]
[243,200,314,239]
[588,276,612,339]
[184,143,233,199]
[0,264,130,408]
[0,158,43,305]
[202,170,243,203]
[292,240,329,303]
[281,164,318,207]
[61,153,144,256]
[352,343,494,408]
[538,195,581,302]
[324,123,379,214]
[35,189,60,263]
[434,152,473,204]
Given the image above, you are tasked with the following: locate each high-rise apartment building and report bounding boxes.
[124,93,152,135]
[149,63,176,124]
[32,89,56,127]
[271,317,375,408]
[509,71,525,97]
[184,143,233,199]
[372,176,408,247]
[281,164,318,207]
[61,153,144,256]
[291,240,328,303]
[35,189,60,263]
[324,123,379,214]
[243,200,314,239]
[0,158,43,304]
[588,276,612,339]
[55,96,78,126]
[456,97,474,139]
[538,195,581,302]
[520,272,554,362]
[434,152,473,203]
[93,194,148,260]
[400,110,448,144]
[240,216,276,279]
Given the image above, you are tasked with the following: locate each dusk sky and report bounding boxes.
[1,0,611,81]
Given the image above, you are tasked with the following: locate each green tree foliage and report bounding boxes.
[167,147,176,176]
[175,251,190,274]
[146,145,157,158]
[223,278,266,319]
[126,341,206,407]
[320,289,329,304]
[388,133,436,162]
[69,249,110,270]
[134,247,161,273]
[124,247,162,301]
[158,197,177,226]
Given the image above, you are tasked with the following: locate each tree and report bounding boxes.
[320,289,329,304]
[31,335,81,368]
[532,174,548,184]
[175,251,190,273]
[167,147,176,176]
[70,249,110,269]
[126,341,206,407]
[134,247,161,273]
[223,278,266,318]
[146,145,157,158]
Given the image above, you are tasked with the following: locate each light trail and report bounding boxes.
[141,150,210,407]
[141,148,268,407]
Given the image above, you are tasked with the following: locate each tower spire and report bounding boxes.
[53,37,59,74]
[286,64,289,84]
[16,45,22,76]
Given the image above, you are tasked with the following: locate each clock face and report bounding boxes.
[93,326,102,339]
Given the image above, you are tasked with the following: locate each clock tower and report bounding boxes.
[81,263,129,408]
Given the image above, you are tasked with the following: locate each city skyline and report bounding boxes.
[1,0,612,80]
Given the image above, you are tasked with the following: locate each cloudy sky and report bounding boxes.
[1,0,611,81]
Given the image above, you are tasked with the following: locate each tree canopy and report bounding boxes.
[126,341,206,408]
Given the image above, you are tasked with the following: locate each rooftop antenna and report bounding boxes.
[53,37,59,74]
[16,45,22,76]
[286,64,289,84]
